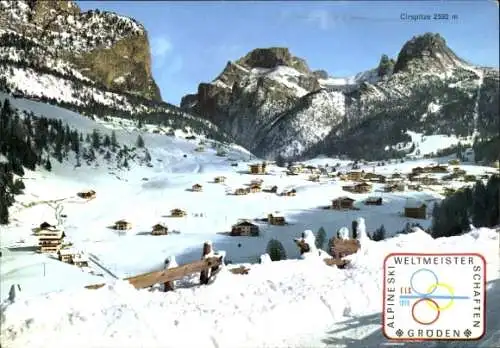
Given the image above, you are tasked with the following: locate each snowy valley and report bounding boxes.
[0,94,499,348]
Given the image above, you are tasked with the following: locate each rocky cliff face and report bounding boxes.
[0,0,160,101]
[0,0,228,142]
[181,33,499,160]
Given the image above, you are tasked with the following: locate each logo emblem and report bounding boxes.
[382,253,486,341]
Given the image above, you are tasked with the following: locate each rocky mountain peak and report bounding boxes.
[0,0,160,101]
[235,47,311,74]
[393,32,465,73]
[27,0,80,16]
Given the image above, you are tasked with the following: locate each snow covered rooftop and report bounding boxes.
[404,198,426,209]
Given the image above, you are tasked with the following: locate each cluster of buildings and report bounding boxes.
[35,222,89,267]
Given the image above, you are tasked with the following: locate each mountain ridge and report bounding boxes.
[180,33,499,161]
[0,0,232,143]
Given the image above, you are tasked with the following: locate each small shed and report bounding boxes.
[57,248,75,263]
[114,220,132,230]
[214,176,226,183]
[332,197,356,210]
[231,220,259,237]
[281,189,296,196]
[77,190,96,199]
[268,213,286,225]
[192,184,203,192]
[152,223,168,235]
[404,199,427,219]
[171,209,187,217]
[365,197,383,206]
[72,252,89,267]
[249,184,261,193]
[234,188,248,195]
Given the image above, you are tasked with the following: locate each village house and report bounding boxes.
[170,209,187,217]
[363,172,384,183]
[151,223,168,235]
[347,170,364,181]
[230,220,260,236]
[77,190,96,199]
[407,184,423,191]
[114,220,132,230]
[191,184,203,192]
[38,229,64,253]
[288,164,303,173]
[72,252,89,267]
[57,248,75,263]
[214,176,226,183]
[331,197,356,210]
[234,188,248,195]
[391,173,403,179]
[249,184,261,193]
[305,165,320,174]
[412,166,427,175]
[420,176,439,185]
[280,189,296,196]
[267,213,286,225]
[249,162,267,174]
[353,182,372,193]
[308,174,320,182]
[453,167,467,175]
[429,164,449,173]
[404,199,427,219]
[384,183,406,192]
[286,170,299,176]
[365,197,383,206]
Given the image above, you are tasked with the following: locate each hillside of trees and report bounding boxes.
[431,174,500,238]
[0,98,147,224]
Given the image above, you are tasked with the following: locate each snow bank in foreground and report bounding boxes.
[0,228,498,348]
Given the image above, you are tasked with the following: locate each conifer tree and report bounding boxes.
[315,227,326,249]
[136,134,145,148]
[44,158,52,171]
[266,239,287,261]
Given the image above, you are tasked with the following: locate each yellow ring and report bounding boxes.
[425,282,455,311]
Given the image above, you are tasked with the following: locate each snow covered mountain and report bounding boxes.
[0,0,229,142]
[181,33,499,160]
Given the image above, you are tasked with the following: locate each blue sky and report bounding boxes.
[77,1,499,105]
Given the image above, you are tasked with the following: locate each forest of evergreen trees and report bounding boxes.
[0,98,139,224]
[431,174,500,238]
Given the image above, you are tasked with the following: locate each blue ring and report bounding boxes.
[410,268,438,296]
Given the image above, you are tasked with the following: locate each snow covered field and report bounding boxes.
[1,228,498,348]
[1,97,499,347]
